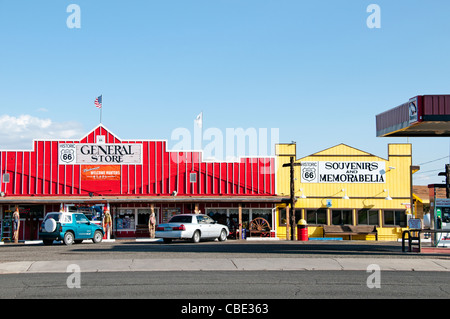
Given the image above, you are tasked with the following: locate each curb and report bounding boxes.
[1,257,450,274]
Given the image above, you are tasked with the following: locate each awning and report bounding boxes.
[0,195,289,204]
[376,95,450,137]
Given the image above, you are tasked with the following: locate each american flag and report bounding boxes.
[94,95,102,109]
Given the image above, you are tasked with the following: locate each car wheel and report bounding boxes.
[63,232,74,245]
[92,230,103,243]
[43,239,53,246]
[163,238,173,244]
[192,230,201,243]
[218,229,227,242]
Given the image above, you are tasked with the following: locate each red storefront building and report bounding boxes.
[0,125,284,241]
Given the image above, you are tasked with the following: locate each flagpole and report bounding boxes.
[201,111,203,150]
[95,95,103,124]
[100,95,102,124]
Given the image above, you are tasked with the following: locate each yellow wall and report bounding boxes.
[275,143,412,241]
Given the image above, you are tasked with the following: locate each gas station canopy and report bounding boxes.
[376,95,450,137]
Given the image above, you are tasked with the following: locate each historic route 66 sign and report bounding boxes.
[302,167,316,182]
[59,144,76,164]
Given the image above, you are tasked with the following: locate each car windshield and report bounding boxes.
[169,215,192,223]
[44,213,62,222]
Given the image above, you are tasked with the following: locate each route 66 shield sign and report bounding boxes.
[60,149,75,163]
[302,167,316,182]
[59,144,76,164]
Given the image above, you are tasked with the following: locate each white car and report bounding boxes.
[155,214,229,243]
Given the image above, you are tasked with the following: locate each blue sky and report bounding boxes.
[0,0,450,185]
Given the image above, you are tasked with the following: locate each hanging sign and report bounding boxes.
[59,143,142,165]
[81,165,121,181]
[301,161,386,183]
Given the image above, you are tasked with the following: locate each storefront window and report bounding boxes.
[306,209,327,225]
[137,209,152,226]
[383,210,406,227]
[207,209,228,224]
[331,210,352,225]
[229,209,249,230]
[116,209,136,230]
[11,205,44,219]
[251,209,273,227]
[278,207,302,226]
[279,208,287,225]
[162,208,181,223]
[358,209,379,226]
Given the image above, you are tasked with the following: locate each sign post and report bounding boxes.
[283,157,302,241]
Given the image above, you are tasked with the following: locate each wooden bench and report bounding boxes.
[322,225,378,240]
[135,225,150,238]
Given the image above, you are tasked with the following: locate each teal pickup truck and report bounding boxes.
[39,212,104,245]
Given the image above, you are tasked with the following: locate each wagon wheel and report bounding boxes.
[250,217,271,233]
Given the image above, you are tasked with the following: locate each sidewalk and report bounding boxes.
[1,238,450,274]
[1,257,450,274]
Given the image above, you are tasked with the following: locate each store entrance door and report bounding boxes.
[26,211,39,240]
[17,205,44,241]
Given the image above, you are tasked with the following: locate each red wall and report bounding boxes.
[0,125,275,197]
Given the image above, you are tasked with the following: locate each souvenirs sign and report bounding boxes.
[59,143,142,165]
[301,161,386,183]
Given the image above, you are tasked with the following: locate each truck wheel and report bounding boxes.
[92,230,103,243]
[43,239,54,246]
[63,232,74,245]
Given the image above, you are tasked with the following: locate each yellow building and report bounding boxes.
[275,143,415,241]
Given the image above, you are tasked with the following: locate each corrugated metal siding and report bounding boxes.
[375,101,409,136]
[0,126,276,197]
[423,95,450,116]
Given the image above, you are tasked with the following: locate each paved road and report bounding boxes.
[1,270,449,299]
[1,240,449,301]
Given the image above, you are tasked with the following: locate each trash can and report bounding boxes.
[297,219,308,241]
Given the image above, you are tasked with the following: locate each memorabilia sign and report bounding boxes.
[59,143,142,165]
[301,161,386,183]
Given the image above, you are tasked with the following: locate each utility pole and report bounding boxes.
[446,164,450,199]
[283,156,301,240]
[438,164,450,198]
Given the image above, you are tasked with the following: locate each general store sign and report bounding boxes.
[301,161,385,183]
[59,143,142,165]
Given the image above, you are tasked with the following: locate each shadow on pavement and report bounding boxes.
[66,240,423,257]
